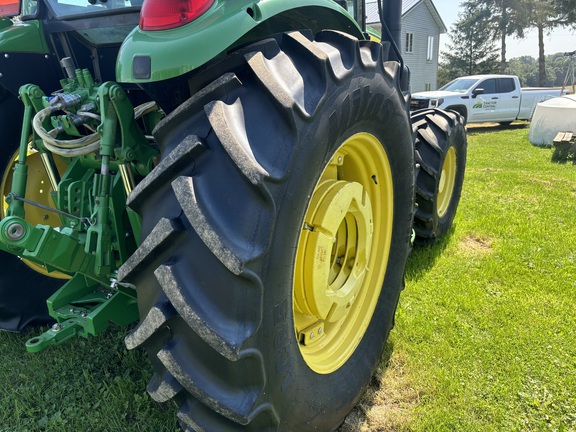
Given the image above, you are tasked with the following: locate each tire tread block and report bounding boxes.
[158,343,259,426]
[147,369,184,403]
[127,136,205,212]
[172,176,244,275]
[177,397,279,432]
[155,263,249,361]
[125,301,176,350]
[205,99,269,185]
[246,50,306,119]
[118,217,184,282]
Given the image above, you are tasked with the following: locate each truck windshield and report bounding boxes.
[44,0,142,17]
[439,78,479,93]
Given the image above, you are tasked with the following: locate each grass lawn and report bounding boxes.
[1,123,574,431]
[0,326,179,431]
[343,123,576,431]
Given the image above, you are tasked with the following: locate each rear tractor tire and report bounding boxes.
[412,108,467,243]
[120,30,414,431]
[0,89,62,331]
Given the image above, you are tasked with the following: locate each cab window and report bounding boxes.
[478,79,497,94]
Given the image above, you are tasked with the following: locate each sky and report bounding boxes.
[432,0,576,59]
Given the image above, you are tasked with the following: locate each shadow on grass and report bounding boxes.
[338,227,458,431]
[466,121,529,135]
[405,224,456,282]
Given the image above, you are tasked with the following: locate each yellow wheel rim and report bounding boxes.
[437,146,457,218]
[1,148,69,279]
[293,133,393,374]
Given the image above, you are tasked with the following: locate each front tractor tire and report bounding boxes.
[412,108,467,243]
[120,30,414,431]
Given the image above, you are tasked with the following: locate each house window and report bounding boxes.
[405,33,414,53]
[427,36,434,61]
[425,83,431,91]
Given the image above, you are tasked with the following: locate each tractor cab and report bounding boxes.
[0,0,142,99]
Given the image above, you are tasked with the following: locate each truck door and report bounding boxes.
[468,78,498,122]
[494,77,518,121]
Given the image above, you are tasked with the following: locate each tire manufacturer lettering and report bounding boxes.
[274,298,295,391]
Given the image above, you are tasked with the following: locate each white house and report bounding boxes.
[366,0,446,92]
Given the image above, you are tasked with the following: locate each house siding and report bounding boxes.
[366,0,445,92]
[402,2,441,92]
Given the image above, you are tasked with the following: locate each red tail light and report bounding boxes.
[0,0,18,16]
[140,0,214,31]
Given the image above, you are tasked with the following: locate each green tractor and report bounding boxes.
[0,0,466,429]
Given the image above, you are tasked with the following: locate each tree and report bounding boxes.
[473,0,532,73]
[528,0,576,85]
[439,3,499,82]
[500,52,573,88]
[507,56,539,86]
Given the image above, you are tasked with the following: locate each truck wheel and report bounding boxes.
[412,108,467,243]
[120,30,414,431]
[0,89,61,331]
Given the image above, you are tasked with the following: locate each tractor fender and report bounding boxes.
[116,0,364,84]
[0,19,61,97]
[0,19,49,52]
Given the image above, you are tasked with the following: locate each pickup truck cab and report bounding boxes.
[411,74,566,124]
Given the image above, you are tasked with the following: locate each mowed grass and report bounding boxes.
[344,124,576,431]
[1,124,575,431]
[0,326,179,431]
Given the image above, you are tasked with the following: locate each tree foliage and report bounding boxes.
[441,0,576,85]
[507,52,576,89]
[527,0,576,85]
[438,2,499,83]
[473,0,532,72]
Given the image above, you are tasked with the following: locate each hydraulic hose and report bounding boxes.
[33,107,100,156]
[32,101,159,158]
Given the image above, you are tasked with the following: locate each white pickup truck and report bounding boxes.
[411,74,567,125]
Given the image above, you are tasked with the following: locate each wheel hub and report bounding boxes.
[294,179,373,324]
[293,133,393,374]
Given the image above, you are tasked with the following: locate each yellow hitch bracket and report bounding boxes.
[298,321,326,346]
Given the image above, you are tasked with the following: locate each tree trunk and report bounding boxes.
[500,30,507,72]
[500,8,507,73]
[538,23,546,86]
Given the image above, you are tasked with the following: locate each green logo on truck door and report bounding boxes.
[473,101,497,110]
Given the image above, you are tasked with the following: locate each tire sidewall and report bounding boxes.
[436,120,467,236]
[261,73,414,430]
